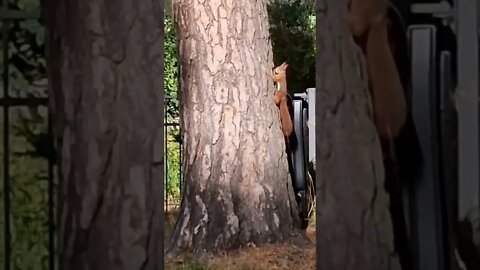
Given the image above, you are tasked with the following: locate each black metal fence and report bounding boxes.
[164,121,182,213]
[1,2,55,270]
[163,96,183,214]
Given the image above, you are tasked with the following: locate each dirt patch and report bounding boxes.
[164,209,316,270]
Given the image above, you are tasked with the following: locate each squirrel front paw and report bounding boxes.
[273,92,282,105]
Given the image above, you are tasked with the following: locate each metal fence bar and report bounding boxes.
[43,1,55,267]
[179,129,182,194]
[0,97,48,106]
[0,4,46,269]
[47,111,55,270]
[2,13,11,270]
[163,121,182,212]
[0,8,39,20]
[164,93,182,212]
[164,105,169,213]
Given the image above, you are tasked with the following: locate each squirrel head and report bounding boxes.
[272,62,288,78]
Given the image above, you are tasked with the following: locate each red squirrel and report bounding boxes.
[271,62,293,138]
[348,0,407,141]
[349,2,413,267]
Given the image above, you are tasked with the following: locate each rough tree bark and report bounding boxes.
[316,0,401,269]
[48,1,164,269]
[166,0,304,253]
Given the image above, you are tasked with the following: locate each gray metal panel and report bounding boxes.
[292,99,307,193]
[306,88,315,164]
[409,25,446,270]
[456,0,480,220]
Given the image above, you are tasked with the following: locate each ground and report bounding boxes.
[164,205,316,270]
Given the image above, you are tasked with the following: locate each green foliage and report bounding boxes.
[7,0,46,97]
[165,129,182,202]
[164,15,182,204]
[14,0,40,14]
[174,261,207,270]
[268,0,316,93]
[0,1,50,269]
[165,15,180,121]
[9,114,50,270]
[163,13,182,208]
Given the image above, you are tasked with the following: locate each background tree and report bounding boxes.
[47,0,164,269]
[316,0,401,269]
[166,0,305,253]
[268,0,315,93]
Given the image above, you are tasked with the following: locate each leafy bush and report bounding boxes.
[268,0,316,93]
[163,15,182,205]
[10,116,50,270]
[165,15,180,122]
[164,129,182,203]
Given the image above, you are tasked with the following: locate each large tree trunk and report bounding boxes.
[316,0,401,269]
[47,1,164,269]
[166,0,303,253]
